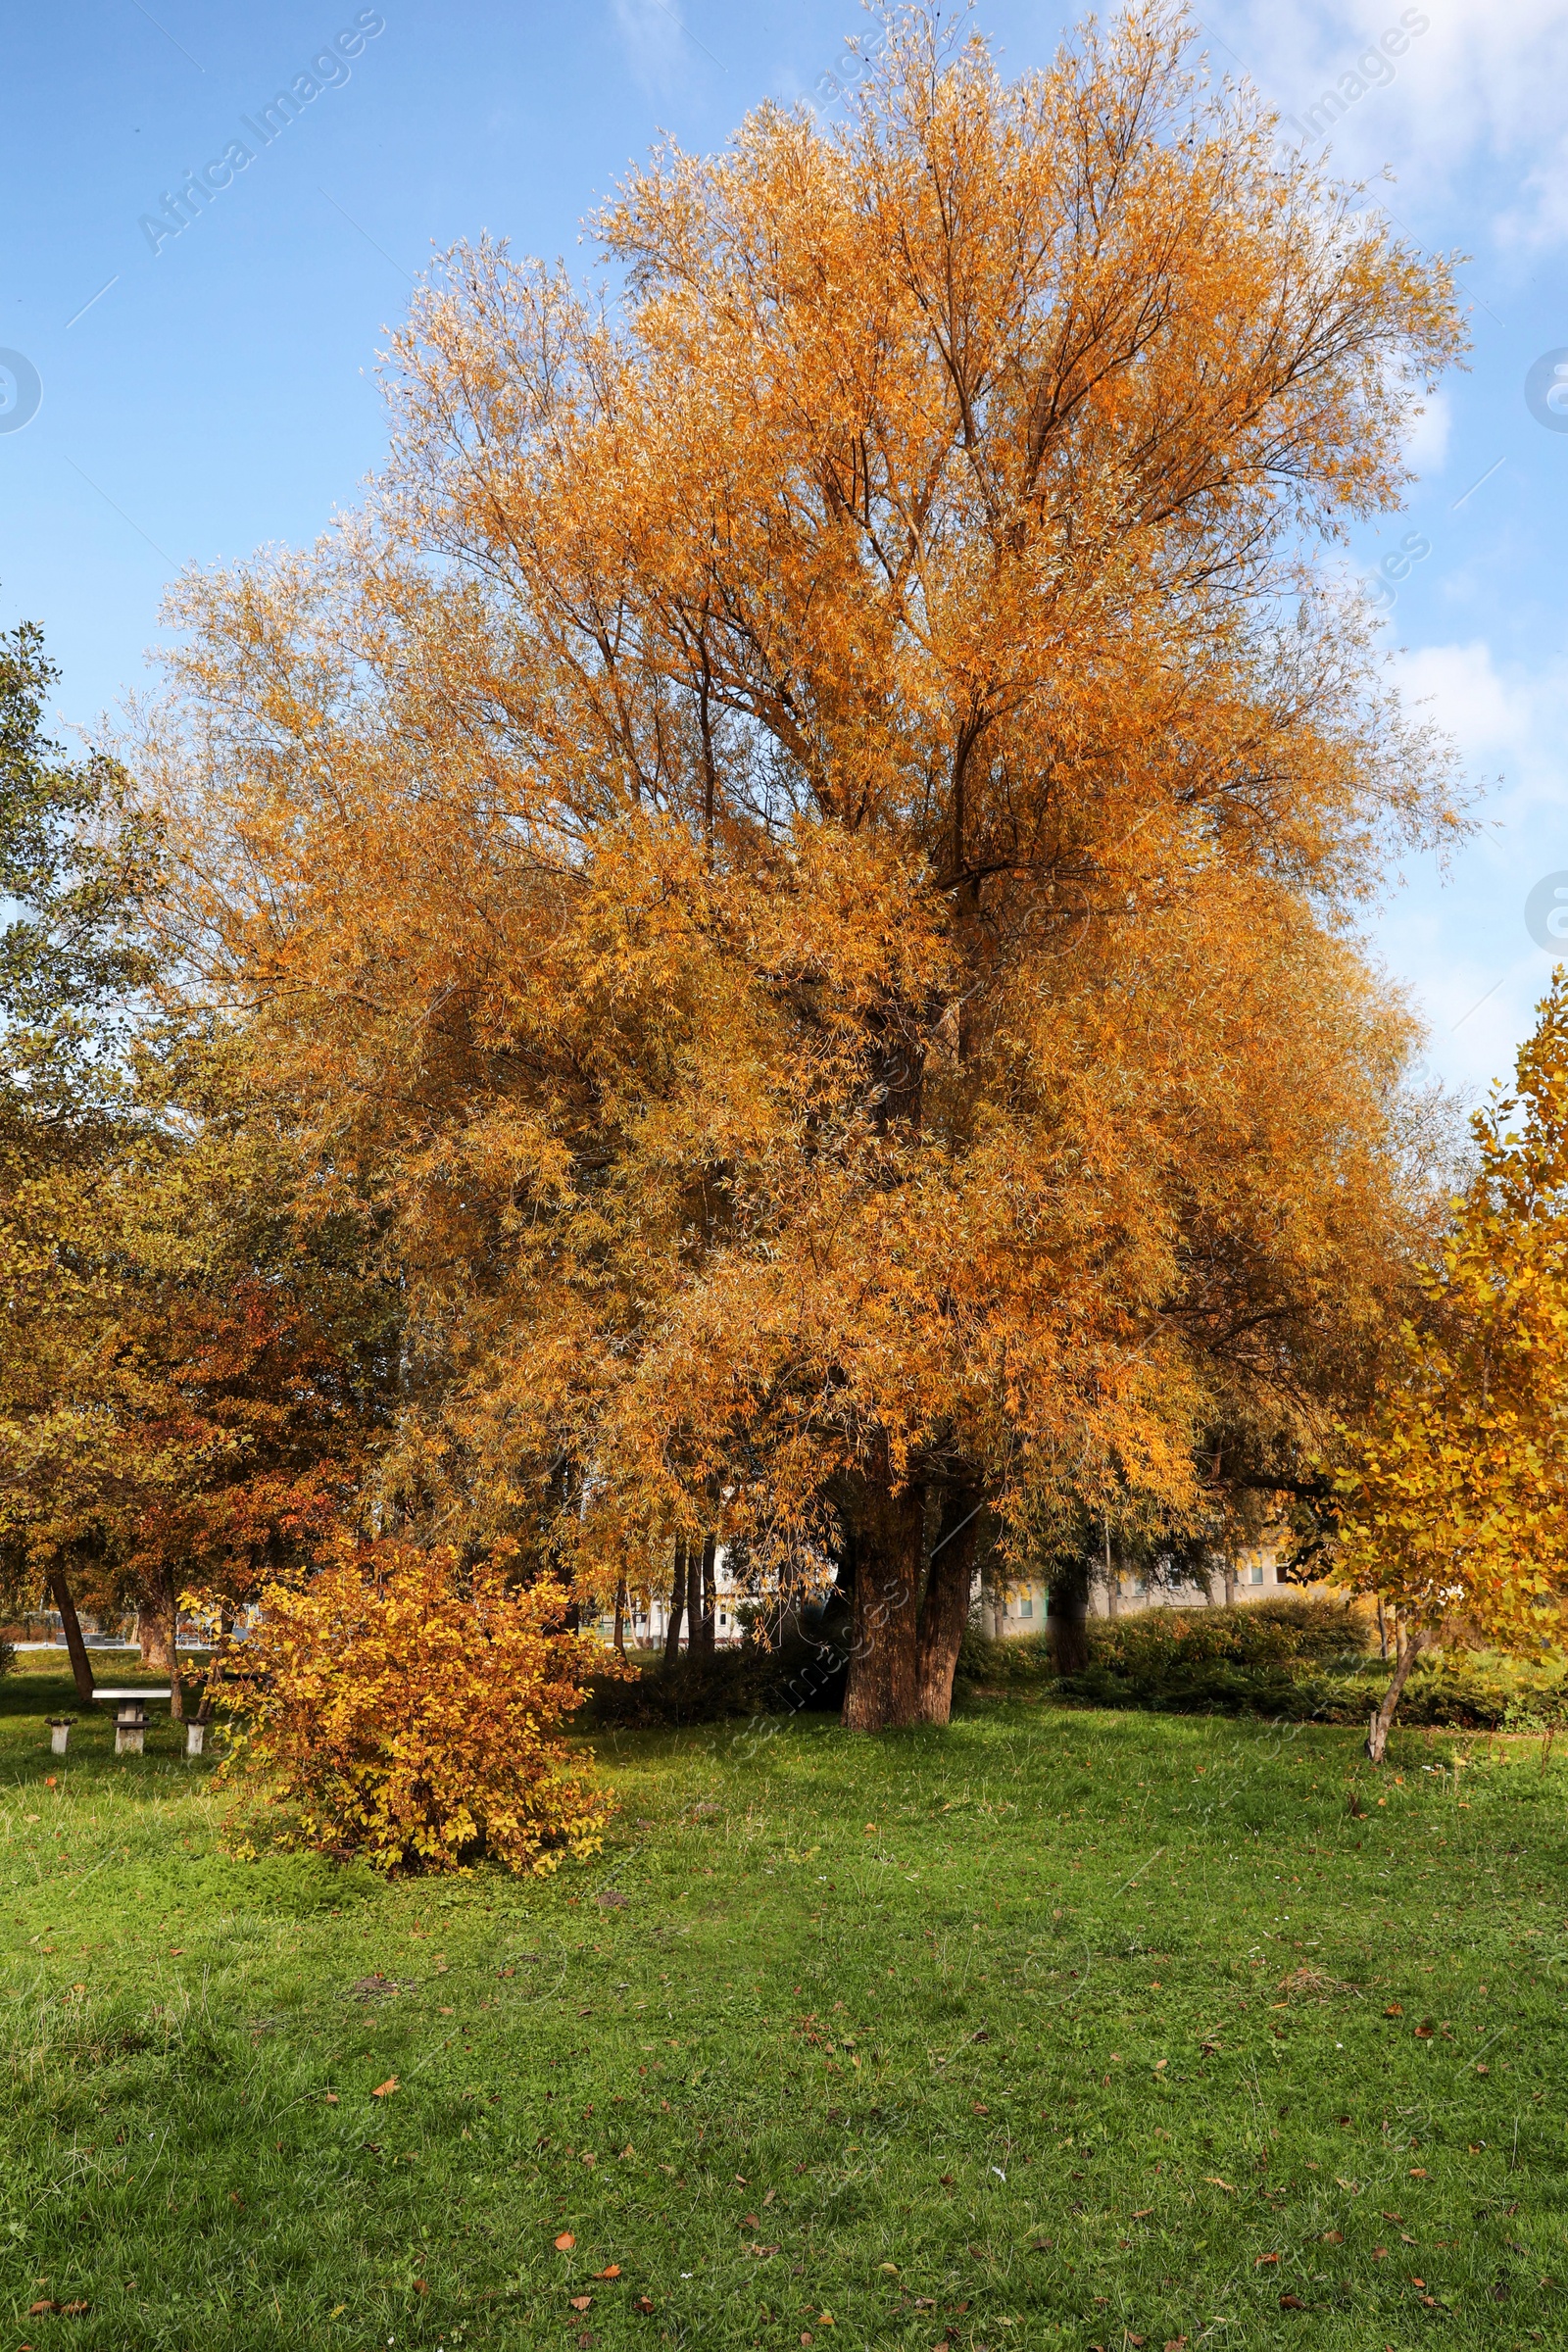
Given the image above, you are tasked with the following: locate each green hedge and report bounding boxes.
[960,1596,1568,1730]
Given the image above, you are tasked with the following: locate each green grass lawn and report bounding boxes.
[3,1656,1565,2351]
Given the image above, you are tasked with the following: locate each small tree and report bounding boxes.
[216,1544,613,1874]
[1334,974,1568,1759]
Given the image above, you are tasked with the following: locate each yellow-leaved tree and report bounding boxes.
[146,6,1465,1728]
[1335,974,1568,1760]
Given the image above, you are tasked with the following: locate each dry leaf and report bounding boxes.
[1254,2252,1279,2267]
[555,2232,576,2251]
[1278,2293,1305,2310]
[593,2266,621,2279]
[28,2302,57,2317]
[634,2297,655,2314]
[371,2077,399,2098]
[323,2092,339,2104]
[1202,2177,1236,2193]
[569,2295,593,2312]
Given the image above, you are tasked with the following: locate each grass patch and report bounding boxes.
[2,1655,1566,2348]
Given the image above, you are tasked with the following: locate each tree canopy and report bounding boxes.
[140,5,1466,1726]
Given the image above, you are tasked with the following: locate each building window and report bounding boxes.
[1015,1594,1033,1618]
[1247,1563,1264,1586]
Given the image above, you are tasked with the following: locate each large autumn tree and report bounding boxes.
[146,7,1464,1728]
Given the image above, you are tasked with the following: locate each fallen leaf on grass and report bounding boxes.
[1254,2253,1279,2267]
[593,2266,621,2279]
[569,2295,593,2312]
[555,2233,576,2251]
[1321,2230,1343,2244]
[371,2077,399,2098]
[1384,2004,1403,2017]
[1408,2168,1428,2179]
[1202,2177,1236,2193]
[28,2302,56,2317]
[323,2092,339,2104]
[634,2296,655,2314]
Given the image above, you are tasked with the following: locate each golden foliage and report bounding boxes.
[142,8,1467,1720]
[1334,972,1568,1656]
[215,1544,612,1874]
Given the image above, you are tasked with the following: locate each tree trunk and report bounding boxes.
[1366,1621,1433,1763]
[1047,1560,1090,1675]
[840,1459,922,1732]
[612,1579,627,1654]
[663,1534,687,1668]
[1102,1520,1118,1619]
[47,1563,96,1705]
[685,1538,703,1659]
[699,1533,717,1656]
[913,1485,981,1726]
[166,1584,184,1721]
[138,1605,173,1674]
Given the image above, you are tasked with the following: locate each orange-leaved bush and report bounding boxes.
[216,1544,613,1874]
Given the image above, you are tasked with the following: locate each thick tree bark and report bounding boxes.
[612,1579,627,1655]
[1047,1560,1090,1675]
[913,1485,981,1726]
[47,1564,96,1705]
[1366,1621,1434,1763]
[663,1534,687,1668]
[699,1533,717,1656]
[138,1603,174,1674]
[840,1459,922,1732]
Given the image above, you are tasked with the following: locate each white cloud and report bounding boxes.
[1372,637,1568,1092]
[1401,390,1450,476]
[611,0,688,97]
[1217,0,1568,250]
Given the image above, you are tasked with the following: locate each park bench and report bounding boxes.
[51,1690,209,1758]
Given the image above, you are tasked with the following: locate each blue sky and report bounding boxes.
[2,0,1564,1106]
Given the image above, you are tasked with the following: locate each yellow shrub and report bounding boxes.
[217,1544,612,1874]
